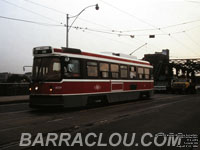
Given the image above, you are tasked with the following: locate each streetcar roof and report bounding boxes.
[33,46,152,68]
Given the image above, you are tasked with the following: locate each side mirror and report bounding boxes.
[64,57,70,62]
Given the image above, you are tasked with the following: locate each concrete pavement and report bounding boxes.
[0,95,29,104]
[0,94,199,149]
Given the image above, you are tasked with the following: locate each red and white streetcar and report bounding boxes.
[29,46,154,108]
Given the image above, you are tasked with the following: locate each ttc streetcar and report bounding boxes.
[29,46,154,108]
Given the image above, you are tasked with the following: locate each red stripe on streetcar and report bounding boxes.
[112,84,123,90]
[54,48,62,52]
[53,48,150,66]
[82,52,150,66]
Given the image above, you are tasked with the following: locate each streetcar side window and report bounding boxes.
[110,64,119,78]
[144,68,150,79]
[100,63,109,78]
[87,61,98,77]
[138,67,144,79]
[120,65,128,78]
[130,66,137,79]
[150,68,153,80]
[64,59,80,78]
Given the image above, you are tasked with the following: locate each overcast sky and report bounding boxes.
[0,0,200,73]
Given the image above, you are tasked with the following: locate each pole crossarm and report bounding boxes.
[69,4,98,18]
[66,4,99,47]
[68,4,99,31]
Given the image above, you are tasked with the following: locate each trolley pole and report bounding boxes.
[129,43,147,55]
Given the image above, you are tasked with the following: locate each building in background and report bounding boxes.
[143,49,173,91]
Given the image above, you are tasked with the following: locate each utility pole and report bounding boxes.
[66,14,69,48]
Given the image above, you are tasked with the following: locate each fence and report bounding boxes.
[0,83,30,96]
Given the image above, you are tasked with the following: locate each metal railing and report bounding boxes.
[0,83,30,96]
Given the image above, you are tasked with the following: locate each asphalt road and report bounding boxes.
[0,94,199,150]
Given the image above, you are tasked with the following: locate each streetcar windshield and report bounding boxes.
[32,57,61,81]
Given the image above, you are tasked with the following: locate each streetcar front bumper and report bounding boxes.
[29,95,64,108]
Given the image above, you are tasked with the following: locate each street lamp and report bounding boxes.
[66,4,99,48]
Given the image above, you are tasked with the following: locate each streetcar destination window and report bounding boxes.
[32,57,61,81]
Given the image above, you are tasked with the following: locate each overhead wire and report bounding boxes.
[184,24,200,31]
[122,19,200,32]
[72,26,187,37]
[79,28,142,50]
[98,0,200,57]
[10,0,200,37]
[77,17,114,30]
[0,14,196,40]
[74,26,158,57]
[72,25,168,54]
[23,0,116,31]
[99,0,160,31]
[0,15,64,27]
[0,0,63,24]
[26,0,200,33]
[184,32,200,53]
[2,0,200,57]
[24,0,66,14]
[168,34,200,57]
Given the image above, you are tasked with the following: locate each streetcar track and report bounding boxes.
[4,95,191,133]
[0,94,185,115]
[0,95,198,149]
[60,97,193,135]
[0,94,195,131]
[0,95,196,132]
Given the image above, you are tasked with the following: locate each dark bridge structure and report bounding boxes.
[170,58,200,78]
[143,50,200,92]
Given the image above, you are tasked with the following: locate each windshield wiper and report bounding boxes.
[35,59,43,81]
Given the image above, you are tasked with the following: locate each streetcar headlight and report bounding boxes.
[49,86,53,92]
[29,87,32,91]
[35,86,39,91]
